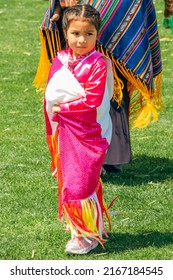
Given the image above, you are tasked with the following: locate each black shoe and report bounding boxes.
[102,164,122,174]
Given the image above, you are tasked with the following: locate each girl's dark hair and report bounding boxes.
[62,4,101,34]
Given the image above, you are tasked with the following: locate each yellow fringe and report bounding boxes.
[98,45,123,106]
[33,30,51,92]
[81,199,98,233]
[33,29,62,92]
[63,198,104,244]
[109,55,163,129]
[97,44,163,128]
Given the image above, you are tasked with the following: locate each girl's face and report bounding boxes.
[65,19,98,59]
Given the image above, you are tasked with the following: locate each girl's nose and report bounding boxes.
[78,36,86,44]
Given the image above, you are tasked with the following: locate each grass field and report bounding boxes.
[0,0,173,260]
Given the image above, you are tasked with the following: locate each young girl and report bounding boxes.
[44,4,114,254]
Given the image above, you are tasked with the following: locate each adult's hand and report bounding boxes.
[49,3,61,28]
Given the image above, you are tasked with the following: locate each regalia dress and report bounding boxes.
[44,48,115,243]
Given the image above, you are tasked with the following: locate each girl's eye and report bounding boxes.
[72,32,79,36]
[87,33,93,36]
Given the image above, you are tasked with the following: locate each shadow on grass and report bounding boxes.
[102,154,173,186]
[87,231,173,257]
[104,231,173,253]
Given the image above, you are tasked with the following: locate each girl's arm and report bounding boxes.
[59,58,107,112]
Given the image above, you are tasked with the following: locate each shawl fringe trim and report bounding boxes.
[98,45,163,129]
[33,29,61,92]
[63,181,115,245]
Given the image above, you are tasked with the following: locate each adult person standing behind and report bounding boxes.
[34,0,162,173]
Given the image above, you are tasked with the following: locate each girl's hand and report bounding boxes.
[52,104,61,114]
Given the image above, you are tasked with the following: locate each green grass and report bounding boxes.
[0,0,173,260]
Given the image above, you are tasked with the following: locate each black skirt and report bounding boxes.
[104,69,132,165]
